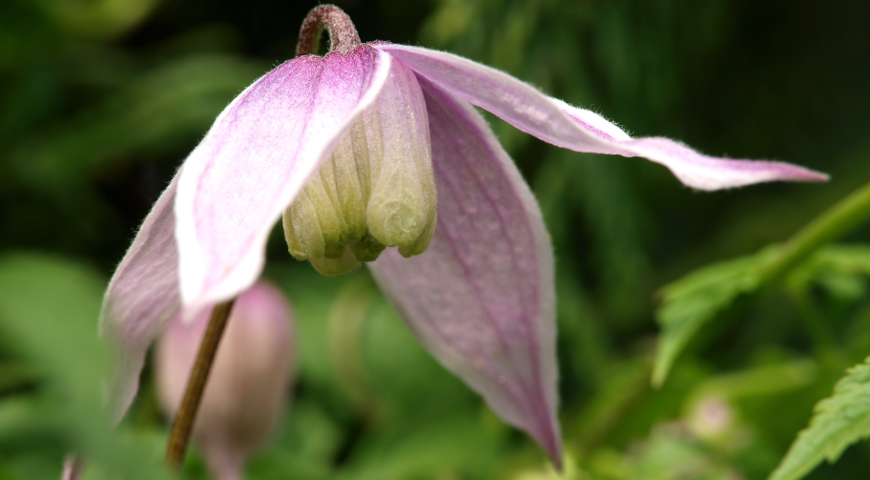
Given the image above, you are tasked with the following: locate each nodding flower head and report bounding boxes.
[98,4,826,469]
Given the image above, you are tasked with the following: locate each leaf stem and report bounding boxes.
[761,181,870,282]
[787,285,838,355]
[165,299,236,467]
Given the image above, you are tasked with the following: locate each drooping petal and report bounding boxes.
[376,44,828,190]
[369,76,562,466]
[100,173,180,424]
[175,46,392,313]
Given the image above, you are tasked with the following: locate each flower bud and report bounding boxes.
[283,60,437,276]
[155,281,294,480]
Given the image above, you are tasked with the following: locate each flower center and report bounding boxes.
[282,102,438,276]
[283,33,438,276]
[295,5,361,56]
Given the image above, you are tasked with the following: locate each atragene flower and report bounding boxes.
[100,5,826,468]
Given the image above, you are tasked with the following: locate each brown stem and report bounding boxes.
[165,299,236,467]
[296,5,361,56]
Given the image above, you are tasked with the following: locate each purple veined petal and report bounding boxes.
[368,76,562,467]
[175,46,392,313]
[100,173,181,424]
[377,44,828,190]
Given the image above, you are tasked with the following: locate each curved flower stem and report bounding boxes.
[760,181,870,283]
[165,299,236,467]
[296,5,361,56]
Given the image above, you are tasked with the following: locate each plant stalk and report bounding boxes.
[761,181,870,282]
[165,299,236,467]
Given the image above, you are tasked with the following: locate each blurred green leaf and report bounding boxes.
[685,359,818,407]
[572,359,650,454]
[338,414,500,480]
[0,252,108,398]
[789,245,870,298]
[327,278,378,413]
[652,247,778,386]
[770,357,870,480]
[246,400,343,480]
[0,362,39,393]
[0,252,173,480]
[361,298,476,426]
[267,264,355,400]
[33,0,162,39]
[11,55,264,192]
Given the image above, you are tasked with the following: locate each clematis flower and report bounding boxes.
[156,281,294,480]
[97,4,825,470]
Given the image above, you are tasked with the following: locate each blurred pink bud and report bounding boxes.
[687,396,734,440]
[155,281,294,480]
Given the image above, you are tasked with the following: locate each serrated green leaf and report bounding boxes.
[652,248,777,386]
[769,357,870,480]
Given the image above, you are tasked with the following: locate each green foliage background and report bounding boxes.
[1,0,870,479]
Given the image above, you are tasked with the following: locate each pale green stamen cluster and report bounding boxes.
[283,73,437,276]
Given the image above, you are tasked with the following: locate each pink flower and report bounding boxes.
[156,281,294,480]
[99,5,825,468]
